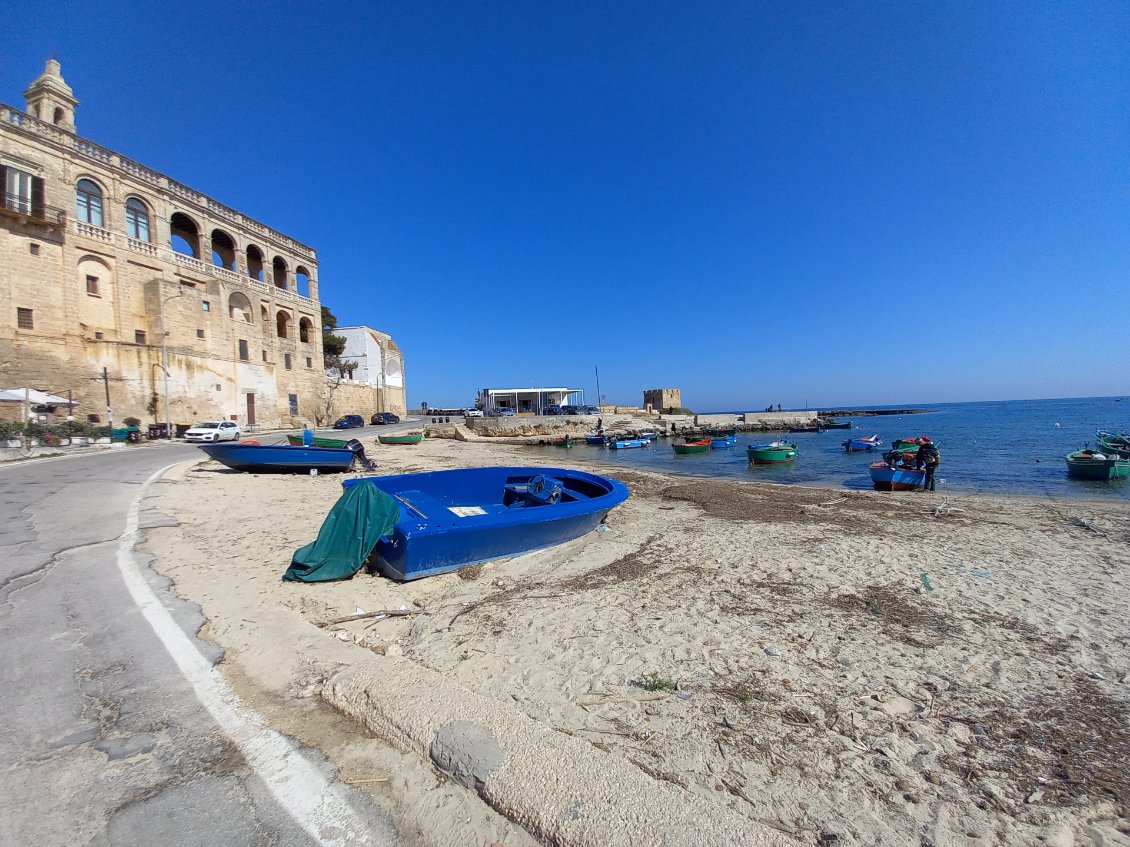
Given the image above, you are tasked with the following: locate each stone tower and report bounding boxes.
[24,59,78,132]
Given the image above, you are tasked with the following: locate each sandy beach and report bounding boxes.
[141,436,1130,847]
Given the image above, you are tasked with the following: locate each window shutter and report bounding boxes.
[0,166,7,206]
[31,176,45,219]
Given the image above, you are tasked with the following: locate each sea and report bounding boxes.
[561,397,1130,501]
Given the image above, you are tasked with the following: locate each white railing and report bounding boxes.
[126,236,157,257]
[172,252,208,274]
[213,266,242,283]
[75,220,113,242]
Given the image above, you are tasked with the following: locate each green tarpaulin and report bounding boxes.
[284,482,401,582]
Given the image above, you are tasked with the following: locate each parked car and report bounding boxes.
[370,412,400,425]
[492,407,516,417]
[184,421,241,443]
[464,409,484,418]
[561,405,579,415]
[333,415,365,429]
[580,405,600,415]
[544,405,564,416]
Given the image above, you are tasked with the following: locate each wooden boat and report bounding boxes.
[1096,431,1130,459]
[869,460,927,491]
[199,440,373,473]
[673,439,712,455]
[818,418,852,429]
[747,440,797,464]
[341,466,630,580]
[378,433,424,445]
[551,435,573,448]
[584,433,609,445]
[788,425,823,433]
[608,438,648,449]
[710,434,737,448]
[1065,450,1130,481]
[286,434,349,448]
[843,435,882,452]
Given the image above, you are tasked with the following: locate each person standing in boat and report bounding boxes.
[915,437,940,492]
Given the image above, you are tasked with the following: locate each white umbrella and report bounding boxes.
[0,388,74,405]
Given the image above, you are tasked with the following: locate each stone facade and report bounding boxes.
[0,61,402,430]
[643,387,681,412]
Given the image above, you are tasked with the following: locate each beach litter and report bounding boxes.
[968,568,992,579]
[920,572,935,592]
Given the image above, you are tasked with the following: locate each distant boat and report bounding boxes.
[673,438,712,455]
[710,434,737,448]
[1065,449,1130,481]
[200,440,372,473]
[747,440,797,464]
[339,466,630,580]
[818,418,852,429]
[585,433,609,445]
[788,425,823,433]
[286,434,348,448]
[378,433,424,445]
[843,435,882,452]
[608,438,648,449]
[869,460,927,491]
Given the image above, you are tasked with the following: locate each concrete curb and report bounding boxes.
[323,657,796,847]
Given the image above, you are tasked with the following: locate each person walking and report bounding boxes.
[915,437,940,492]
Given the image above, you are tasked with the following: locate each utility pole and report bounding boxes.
[103,367,112,426]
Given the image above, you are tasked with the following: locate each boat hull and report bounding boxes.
[342,466,630,580]
[378,434,423,445]
[1066,451,1130,481]
[608,439,647,449]
[710,435,737,447]
[869,462,926,491]
[673,441,711,454]
[200,442,356,472]
[584,434,608,445]
[844,436,882,452]
[747,442,797,464]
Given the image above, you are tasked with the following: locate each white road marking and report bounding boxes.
[116,465,383,847]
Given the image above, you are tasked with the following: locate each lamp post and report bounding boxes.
[160,287,185,438]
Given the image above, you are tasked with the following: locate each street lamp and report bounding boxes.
[160,287,185,438]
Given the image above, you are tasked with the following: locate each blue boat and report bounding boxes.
[710,434,737,447]
[843,434,883,452]
[585,434,609,445]
[198,440,373,472]
[342,466,630,580]
[868,460,927,491]
[607,438,648,449]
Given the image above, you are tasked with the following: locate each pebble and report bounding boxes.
[385,643,403,657]
[764,646,783,657]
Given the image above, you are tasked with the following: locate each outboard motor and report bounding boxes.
[346,439,377,472]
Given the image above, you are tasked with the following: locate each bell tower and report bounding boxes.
[24,59,78,132]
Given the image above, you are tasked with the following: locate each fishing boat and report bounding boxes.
[1096,431,1130,459]
[707,428,737,437]
[672,438,712,455]
[843,435,883,452]
[377,433,424,445]
[199,440,374,473]
[608,437,649,449]
[286,434,348,448]
[817,418,852,429]
[788,424,823,433]
[747,440,797,464]
[585,433,609,445]
[710,434,737,448]
[551,435,573,448]
[1065,450,1130,481]
[339,466,630,580]
[869,460,927,491]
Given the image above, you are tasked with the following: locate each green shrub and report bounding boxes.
[665,407,694,416]
[0,419,23,440]
[93,426,113,439]
[636,671,678,692]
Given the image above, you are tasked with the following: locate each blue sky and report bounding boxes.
[2,2,1126,410]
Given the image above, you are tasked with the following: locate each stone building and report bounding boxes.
[643,387,681,412]
[0,60,400,430]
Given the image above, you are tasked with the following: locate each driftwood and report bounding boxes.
[342,777,390,785]
[316,609,421,628]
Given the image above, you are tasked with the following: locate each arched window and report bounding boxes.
[228,292,252,322]
[211,229,236,270]
[125,198,150,242]
[169,212,201,258]
[295,266,311,297]
[76,179,103,227]
[276,310,292,339]
[53,107,64,125]
[298,317,313,343]
[246,245,264,282]
[272,256,288,290]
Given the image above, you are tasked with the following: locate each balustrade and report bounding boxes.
[75,220,113,242]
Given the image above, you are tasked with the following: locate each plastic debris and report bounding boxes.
[968,568,992,579]
[920,572,934,592]
[596,525,611,533]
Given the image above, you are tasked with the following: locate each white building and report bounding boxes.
[335,326,406,414]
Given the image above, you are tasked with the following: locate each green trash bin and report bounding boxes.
[111,427,130,441]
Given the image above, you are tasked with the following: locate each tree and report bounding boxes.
[316,304,356,425]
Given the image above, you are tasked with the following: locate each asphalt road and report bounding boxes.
[0,444,397,847]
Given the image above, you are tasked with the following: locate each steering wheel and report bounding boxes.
[528,474,545,495]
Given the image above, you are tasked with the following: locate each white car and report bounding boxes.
[464,409,484,418]
[184,421,241,442]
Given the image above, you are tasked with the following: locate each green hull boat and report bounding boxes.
[286,434,349,448]
[747,441,797,464]
[673,439,712,455]
[1065,450,1129,481]
[378,433,424,445]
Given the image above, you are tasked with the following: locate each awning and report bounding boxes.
[0,389,75,405]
